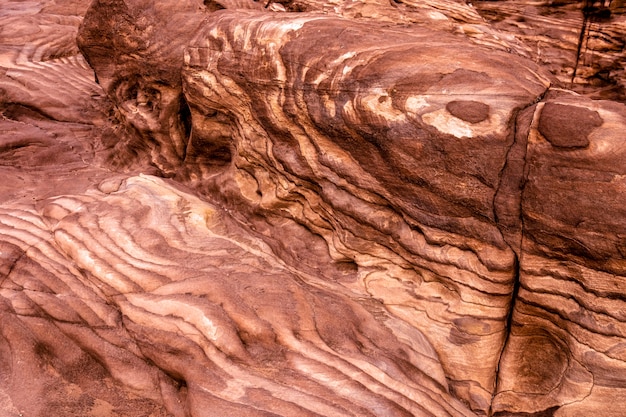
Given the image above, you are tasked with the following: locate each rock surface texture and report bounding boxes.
[473,0,626,101]
[1,0,625,416]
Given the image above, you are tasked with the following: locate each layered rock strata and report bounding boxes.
[492,92,626,415]
[1,0,626,416]
[473,0,626,101]
[180,10,552,412]
[4,173,480,416]
[0,1,171,415]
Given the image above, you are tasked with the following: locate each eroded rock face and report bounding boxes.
[180,10,551,412]
[2,0,626,416]
[493,93,626,415]
[76,0,210,173]
[473,0,626,102]
[0,170,483,416]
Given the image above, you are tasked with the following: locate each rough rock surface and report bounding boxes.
[473,0,626,101]
[1,0,626,416]
[493,92,626,415]
[180,11,552,413]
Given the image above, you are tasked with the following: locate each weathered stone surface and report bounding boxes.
[75,0,210,173]
[2,0,626,416]
[492,93,626,415]
[537,102,603,148]
[180,10,551,413]
[0,0,116,207]
[446,101,491,124]
[3,172,480,416]
[473,0,626,101]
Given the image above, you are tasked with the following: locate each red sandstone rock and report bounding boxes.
[2,0,626,416]
[473,0,626,101]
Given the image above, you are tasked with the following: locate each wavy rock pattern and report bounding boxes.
[474,0,626,101]
[180,11,552,412]
[0,0,112,206]
[493,93,626,415]
[2,174,476,417]
[2,0,626,416]
[0,1,164,415]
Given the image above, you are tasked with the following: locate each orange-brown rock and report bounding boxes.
[2,0,626,416]
[180,10,552,413]
[492,92,626,415]
[473,0,626,101]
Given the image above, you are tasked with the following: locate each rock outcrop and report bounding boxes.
[492,92,626,415]
[1,0,626,416]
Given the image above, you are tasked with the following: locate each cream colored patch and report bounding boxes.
[405,96,430,114]
[342,100,357,124]
[325,96,336,118]
[333,51,356,76]
[311,71,327,86]
[419,102,511,139]
[127,175,218,228]
[311,51,357,85]
[89,399,115,417]
[360,89,406,122]
[224,378,249,399]
[274,19,308,33]
[266,42,286,82]
[268,2,286,11]
[0,387,20,416]
[427,11,449,21]
[611,174,626,187]
[422,110,474,138]
[588,107,626,156]
[235,170,262,203]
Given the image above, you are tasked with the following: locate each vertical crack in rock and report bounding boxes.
[491,89,548,415]
[178,11,555,413]
[489,90,626,414]
[488,253,521,417]
[179,96,193,163]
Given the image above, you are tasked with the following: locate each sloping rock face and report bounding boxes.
[5,174,477,416]
[0,0,113,204]
[2,0,626,416]
[0,1,172,416]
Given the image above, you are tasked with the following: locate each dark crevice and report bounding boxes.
[493,405,559,417]
[204,0,225,12]
[489,253,522,417]
[489,88,548,416]
[179,95,192,163]
[0,102,57,122]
